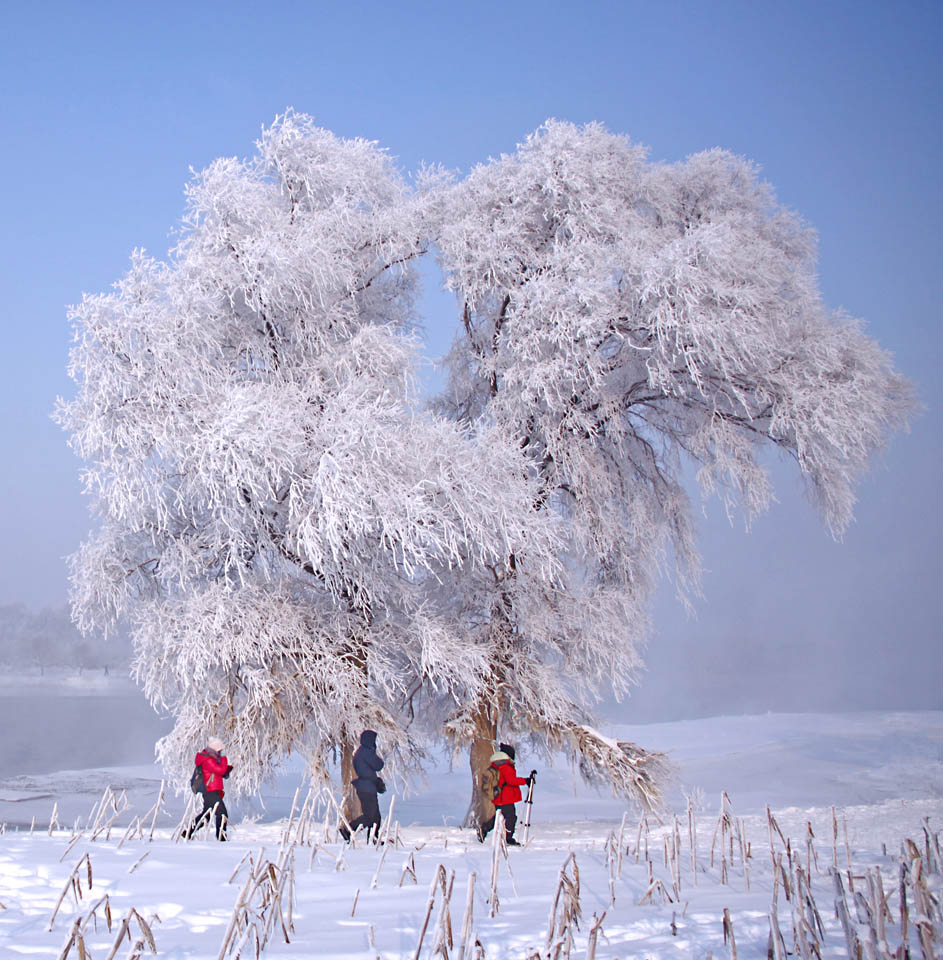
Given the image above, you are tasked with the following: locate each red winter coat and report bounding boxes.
[492,760,529,806]
[195,749,230,795]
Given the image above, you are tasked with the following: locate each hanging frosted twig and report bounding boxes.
[566,725,668,813]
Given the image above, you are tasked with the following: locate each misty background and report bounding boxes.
[0,2,939,778]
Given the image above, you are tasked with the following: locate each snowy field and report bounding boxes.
[1,710,941,958]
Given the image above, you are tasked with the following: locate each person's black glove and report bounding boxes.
[376,776,387,794]
[224,764,233,778]
[528,770,537,784]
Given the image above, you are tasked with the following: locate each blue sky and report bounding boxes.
[1,1,939,718]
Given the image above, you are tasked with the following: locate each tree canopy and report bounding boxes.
[57,112,557,795]
[59,113,914,808]
[432,122,914,810]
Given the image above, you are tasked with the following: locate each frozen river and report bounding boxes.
[0,686,169,778]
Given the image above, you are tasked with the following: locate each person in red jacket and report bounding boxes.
[478,743,535,846]
[187,737,233,841]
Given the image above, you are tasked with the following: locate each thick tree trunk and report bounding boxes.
[340,740,361,823]
[340,620,370,825]
[463,703,498,828]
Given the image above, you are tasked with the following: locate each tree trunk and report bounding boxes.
[340,620,370,824]
[464,703,498,828]
[340,740,361,823]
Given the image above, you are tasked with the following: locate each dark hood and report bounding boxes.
[360,730,377,749]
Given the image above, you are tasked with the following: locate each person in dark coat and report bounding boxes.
[340,729,385,841]
[187,736,233,841]
[478,743,534,846]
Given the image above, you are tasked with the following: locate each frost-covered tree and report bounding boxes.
[59,113,914,819]
[57,112,558,797]
[432,120,914,818]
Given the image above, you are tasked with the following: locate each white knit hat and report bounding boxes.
[208,737,224,751]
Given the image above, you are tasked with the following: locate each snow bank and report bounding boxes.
[0,710,940,958]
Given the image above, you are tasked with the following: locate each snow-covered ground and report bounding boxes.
[1,710,941,958]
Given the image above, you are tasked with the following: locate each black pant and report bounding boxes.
[481,803,517,841]
[189,791,229,840]
[348,788,381,838]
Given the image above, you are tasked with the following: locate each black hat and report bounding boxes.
[498,742,515,760]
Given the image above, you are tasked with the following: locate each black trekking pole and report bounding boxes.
[521,771,536,844]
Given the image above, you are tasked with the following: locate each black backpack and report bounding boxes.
[190,763,205,794]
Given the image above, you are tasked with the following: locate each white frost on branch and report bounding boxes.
[565,724,668,812]
[57,111,558,795]
[58,113,914,808]
[431,119,914,806]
